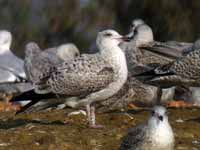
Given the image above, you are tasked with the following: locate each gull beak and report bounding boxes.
[126,31,134,39]
[117,35,132,42]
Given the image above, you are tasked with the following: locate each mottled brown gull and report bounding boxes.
[11,29,130,128]
[24,42,80,94]
[97,19,196,112]
[13,42,80,108]
[120,106,174,150]
[135,41,200,104]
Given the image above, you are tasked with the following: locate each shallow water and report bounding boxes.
[0,107,199,150]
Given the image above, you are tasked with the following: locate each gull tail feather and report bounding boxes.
[10,89,56,102]
[134,68,174,82]
[10,89,58,114]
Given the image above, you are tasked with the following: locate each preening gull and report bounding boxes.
[11,29,130,128]
[0,30,26,83]
[120,106,174,150]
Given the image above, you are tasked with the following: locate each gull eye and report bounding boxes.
[151,110,155,116]
[158,116,163,121]
[133,28,138,34]
[75,53,79,57]
[131,24,135,28]
[104,33,112,37]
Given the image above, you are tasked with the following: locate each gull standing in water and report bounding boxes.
[11,30,130,128]
[120,106,174,150]
[0,30,26,83]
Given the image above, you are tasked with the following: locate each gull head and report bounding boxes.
[193,38,200,50]
[128,21,153,46]
[96,29,130,50]
[148,105,169,126]
[0,30,12,50]
[131,19,145,31]
[25,42,41,57]
[126,19,145,39]
[57,43,80,61]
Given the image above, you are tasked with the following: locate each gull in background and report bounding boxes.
[0,30,26,83]
[13,42,80,107]
[24,42,80,94]
[11,30,130,128]
[135,40,200,105]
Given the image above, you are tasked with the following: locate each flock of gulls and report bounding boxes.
[0,18,199,149]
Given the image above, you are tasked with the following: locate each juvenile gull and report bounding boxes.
[135,42,200,104]
[0,30,26,83]
[120,106,174,150]
[13,42,80,108]
[123,19,176,104]
[96,19,196,112]
[11,30,129,128]
[93,19,185,112]
[24,42,80,94]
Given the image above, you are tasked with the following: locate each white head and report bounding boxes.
[57,43,80,61]
[132,25,153,46]
[0,30,12,50]
[25,42,41,58]
[125,19,153,46]
[96,29,130,51]
[131,19,145,30]
[193,39,200,50]
[148,106,169,128]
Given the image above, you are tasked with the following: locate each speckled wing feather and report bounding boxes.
[24,44,63,93]
[96,74,156,113]
[120,124,147,150]
[136,49,200,87]
[170,49,200,79]
[46,54,114,97]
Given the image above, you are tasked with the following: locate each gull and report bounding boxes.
[10,29,130,128]
[120,19,175,104]
[134,41,200,104]
[91,19,184,112]
[24,42,80,94]
[124,19,197,105]
[13,42,80,107]
[120,106,174,150]
[96,19,196,112]
[0,30,26,83]
[91,19,172,112]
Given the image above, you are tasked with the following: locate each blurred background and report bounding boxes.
[0,0,200,57]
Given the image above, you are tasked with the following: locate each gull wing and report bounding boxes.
[47,54,114,97]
